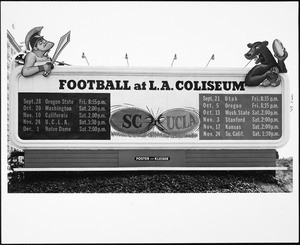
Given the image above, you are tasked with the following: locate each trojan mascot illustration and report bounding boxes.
[21,26,55,77]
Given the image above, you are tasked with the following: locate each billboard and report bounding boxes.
[10,66,289,149]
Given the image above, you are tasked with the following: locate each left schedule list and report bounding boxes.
[18,93,111,140]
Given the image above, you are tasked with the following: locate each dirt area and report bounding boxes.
[273,157,293,192]
[7,158,293,193]
[254,157,293,193]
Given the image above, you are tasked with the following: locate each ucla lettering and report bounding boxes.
[166,114,197,131]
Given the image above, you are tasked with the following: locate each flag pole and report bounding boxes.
[206,54,214,67]
[244,59,252,67]
[82,52,90,65]
[171,54,177,67]
[125,53,129,66]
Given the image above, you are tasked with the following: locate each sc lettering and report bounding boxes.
[122,114,142,128]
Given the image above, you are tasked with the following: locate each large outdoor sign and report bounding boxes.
[10,66,289,149]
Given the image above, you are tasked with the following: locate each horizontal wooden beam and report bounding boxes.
[14,167,288,172]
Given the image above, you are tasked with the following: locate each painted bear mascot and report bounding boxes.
[244,39,288,87]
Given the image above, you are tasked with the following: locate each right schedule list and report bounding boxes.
[199,94,282,140]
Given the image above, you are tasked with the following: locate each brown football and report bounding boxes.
[272,39,285,57]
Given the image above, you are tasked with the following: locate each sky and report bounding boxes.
[3,2,298,69]
[1,1,299,243]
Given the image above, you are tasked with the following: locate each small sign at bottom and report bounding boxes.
[135,156,170,161]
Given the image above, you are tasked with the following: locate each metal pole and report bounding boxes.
[244,59,252,67]
[82,52,90,65]
[171,54,177,67]
[205,58,212,67]
[125,53,129,66]
[206,54,214,67]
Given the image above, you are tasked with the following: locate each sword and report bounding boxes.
[43,30,71,77]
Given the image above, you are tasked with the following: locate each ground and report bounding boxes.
[7,158,293,193]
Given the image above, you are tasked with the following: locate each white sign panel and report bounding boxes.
[10,66,289,149]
